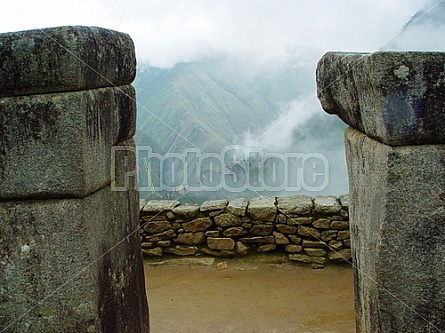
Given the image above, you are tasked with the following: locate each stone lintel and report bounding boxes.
[0,26,136,97]
[317,51,445,145]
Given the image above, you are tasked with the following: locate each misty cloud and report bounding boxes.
[1,0,443,199]
[118,0,431,67]
[244,98,321,153]
[0,1,105,34]
[2,0,431,66]
[241,95,349,196]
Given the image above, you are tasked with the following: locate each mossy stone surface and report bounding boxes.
[0,26,136,97]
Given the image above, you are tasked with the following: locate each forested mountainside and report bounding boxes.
[133,1,444,203]
[133,58,314,153]
[133,57,347,202]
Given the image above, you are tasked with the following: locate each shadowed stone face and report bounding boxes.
[316,51,445,145]
[0,184,149,333]
[345,127,445,333]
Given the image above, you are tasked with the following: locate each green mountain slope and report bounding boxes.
[134,61,286,153]
[132,2,443,202]
[133,57,347,201]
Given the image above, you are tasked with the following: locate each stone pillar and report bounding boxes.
[316,52,445,332]
[0,27,149,332]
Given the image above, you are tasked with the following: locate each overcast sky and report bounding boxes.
[1,0,442,68]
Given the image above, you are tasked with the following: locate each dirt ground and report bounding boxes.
[144,255,356,333]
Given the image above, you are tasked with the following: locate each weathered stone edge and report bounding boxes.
[316,51,445,145]
[0,86,136,199]
[0,26,136,97]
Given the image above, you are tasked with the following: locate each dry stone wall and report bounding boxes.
[0,26,149,333]
[140,195,351,269]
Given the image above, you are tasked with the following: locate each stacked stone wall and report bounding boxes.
[140,195,351,269]
[0,26,149,333]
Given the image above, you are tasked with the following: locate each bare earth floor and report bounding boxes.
[144,255,355,333]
